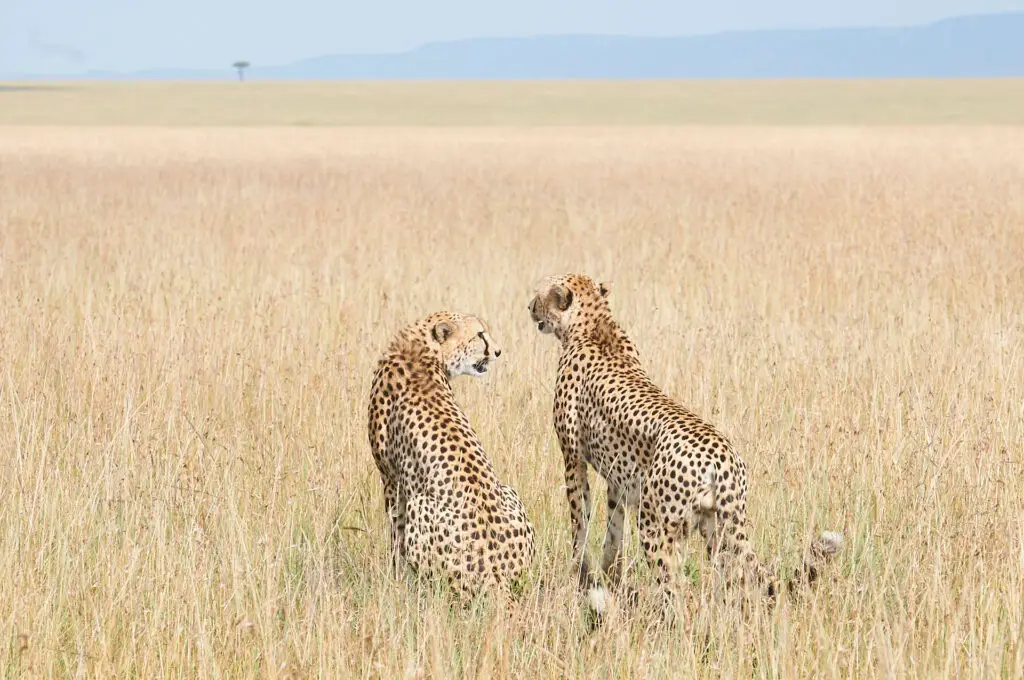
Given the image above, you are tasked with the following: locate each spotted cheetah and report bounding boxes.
[367,311,535,601]
[528,274,842,614]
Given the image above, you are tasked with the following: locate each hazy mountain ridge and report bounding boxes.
[272,13,1024,79]
[10,12,1024,80]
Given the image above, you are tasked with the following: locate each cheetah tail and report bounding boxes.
[785,530,844,596]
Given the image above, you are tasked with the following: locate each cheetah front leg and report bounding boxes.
[564,454,596,590]
[554,383,597,591]
[383,478,408,577]
[600,483,626,585]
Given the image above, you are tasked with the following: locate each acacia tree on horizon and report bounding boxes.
[232,61,250,81]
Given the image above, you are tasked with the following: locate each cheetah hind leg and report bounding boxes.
[498,484,536,593]
[382,479,409,578]
[707,497,844,609]
[403,494,455,593]
[406,495,497,605]
[695,470,749,606]
[704,502,778,609]
[636,503,686,625]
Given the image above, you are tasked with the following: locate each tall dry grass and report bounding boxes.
[1,126,1023,678]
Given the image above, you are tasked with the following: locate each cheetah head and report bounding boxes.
[425,312,503,378]
[528,274,610,341]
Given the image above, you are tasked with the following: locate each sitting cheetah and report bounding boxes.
[367,311,535,601]
[528,274,842,614]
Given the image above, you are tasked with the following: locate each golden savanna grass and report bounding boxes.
[2,119,1024,678]
[4,79,1024,125]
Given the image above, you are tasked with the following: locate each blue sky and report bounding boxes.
[3,0,1024,74]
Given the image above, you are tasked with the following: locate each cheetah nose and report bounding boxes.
[494,348,502,357]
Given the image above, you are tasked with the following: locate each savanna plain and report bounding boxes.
[1,81,1023,679]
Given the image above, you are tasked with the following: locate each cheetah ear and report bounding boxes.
[553,285,574,312]
[598,282,610,298]
[432,321,454,344]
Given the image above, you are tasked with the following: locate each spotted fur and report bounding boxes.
[529,274,842,613]
[368,312,535,601]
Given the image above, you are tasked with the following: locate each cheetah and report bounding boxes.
[528,274,842,615]
[367,311,535,601]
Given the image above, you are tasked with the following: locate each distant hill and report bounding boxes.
[13,12,1024,80]
[262,13,1024,79]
